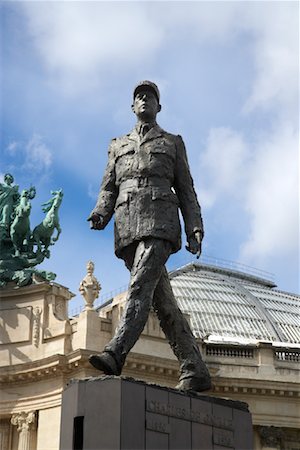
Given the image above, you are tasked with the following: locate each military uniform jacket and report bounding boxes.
[92,124,203,259]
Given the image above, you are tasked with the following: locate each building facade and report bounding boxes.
[0,262,299,450]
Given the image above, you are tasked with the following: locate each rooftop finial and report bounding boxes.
[79,260,101,310]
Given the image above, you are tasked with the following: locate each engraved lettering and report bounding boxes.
[213,431,234,448]
[146,419,170,434]
[145,400,233,430]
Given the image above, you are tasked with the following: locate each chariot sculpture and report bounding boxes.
[0,173,63,287]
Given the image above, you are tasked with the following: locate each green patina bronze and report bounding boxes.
[0,174,63,287]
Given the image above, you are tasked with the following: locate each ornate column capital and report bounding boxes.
[11,411,36,432]
[258,426,283,447]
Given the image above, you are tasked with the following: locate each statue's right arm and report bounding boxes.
[88,140,118,230]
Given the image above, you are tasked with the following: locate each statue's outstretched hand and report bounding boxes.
[186,230,203,259]
[87,213,105,230]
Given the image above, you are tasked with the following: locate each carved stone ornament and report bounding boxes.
[11,411,36,432]
[259,426,283,447]
[33,307,41,347]
[53,297,66,321]
[79,261,101,310]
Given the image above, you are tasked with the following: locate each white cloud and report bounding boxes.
[20,2,241,90]
[199,122,298,270]
[5,134,52,174]
[198,127,249,208]
[6,141,20,155]
[240,123,299,263]
[242,2,298,122]
[87,183,98,201]
[18,2,298,115]
[21,2,164,94]
[25,134,52,171]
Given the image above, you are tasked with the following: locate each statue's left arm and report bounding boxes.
[173,135,204,256]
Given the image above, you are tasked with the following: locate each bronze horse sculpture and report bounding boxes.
[10,187,36,256]
[32,189,63,255]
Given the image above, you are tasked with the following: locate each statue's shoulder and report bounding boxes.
[110,133,131,147]
[159,128,182,144]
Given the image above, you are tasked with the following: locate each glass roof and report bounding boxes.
[170,263,300,344]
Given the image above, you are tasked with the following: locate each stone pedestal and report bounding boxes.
[60,376,253,450]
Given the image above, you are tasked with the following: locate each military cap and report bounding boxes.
[133,80,160,102]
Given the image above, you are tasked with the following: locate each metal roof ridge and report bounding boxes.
[204,335,300,349]
[169,262,277,288]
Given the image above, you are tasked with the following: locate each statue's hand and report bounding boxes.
[186,230,204,259]
[87,213,105,230]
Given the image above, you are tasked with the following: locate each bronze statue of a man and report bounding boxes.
[88,81,211,392]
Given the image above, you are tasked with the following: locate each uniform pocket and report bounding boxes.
[116,144,135,160]
[151,188,179,205]
[150,140,175,161]
[115,191,129,209]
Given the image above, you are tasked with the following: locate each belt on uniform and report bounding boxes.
[119,178,171,191]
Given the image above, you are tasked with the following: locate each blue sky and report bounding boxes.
[1,1,299,312]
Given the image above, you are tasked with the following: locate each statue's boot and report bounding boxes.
[175,373,212,392]
[89,352,121,376]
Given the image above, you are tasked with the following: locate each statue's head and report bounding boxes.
[132,80,161,121]
[28,186,36,200]
[4,173,14,185]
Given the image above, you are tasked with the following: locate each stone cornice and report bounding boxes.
[0,352,76,384]
[0,281,74,300]
[0,282,50,298]
[0,350,299,400]
[123,352,180,381]
[212,382,300,399]
[0,350,179,384]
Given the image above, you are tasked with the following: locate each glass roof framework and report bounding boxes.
[170,264,300,344]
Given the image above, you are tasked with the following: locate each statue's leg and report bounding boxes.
[2,206,10,236]
[103,238,172,371]
[152,267,211,391]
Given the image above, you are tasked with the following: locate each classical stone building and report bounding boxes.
[0,262,299,450]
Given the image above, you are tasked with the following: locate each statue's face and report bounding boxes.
[4,174,13,185]
[28,187,36,199]
[132,89,161,121]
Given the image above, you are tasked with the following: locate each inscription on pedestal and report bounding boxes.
[213,429,234,448]
[146,415,170,434]
[146,399,233,430]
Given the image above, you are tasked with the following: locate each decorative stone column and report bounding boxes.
[0,420,10,450]
[11,411,36,450]
[79,261,101,310]
[258,426,283,450]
